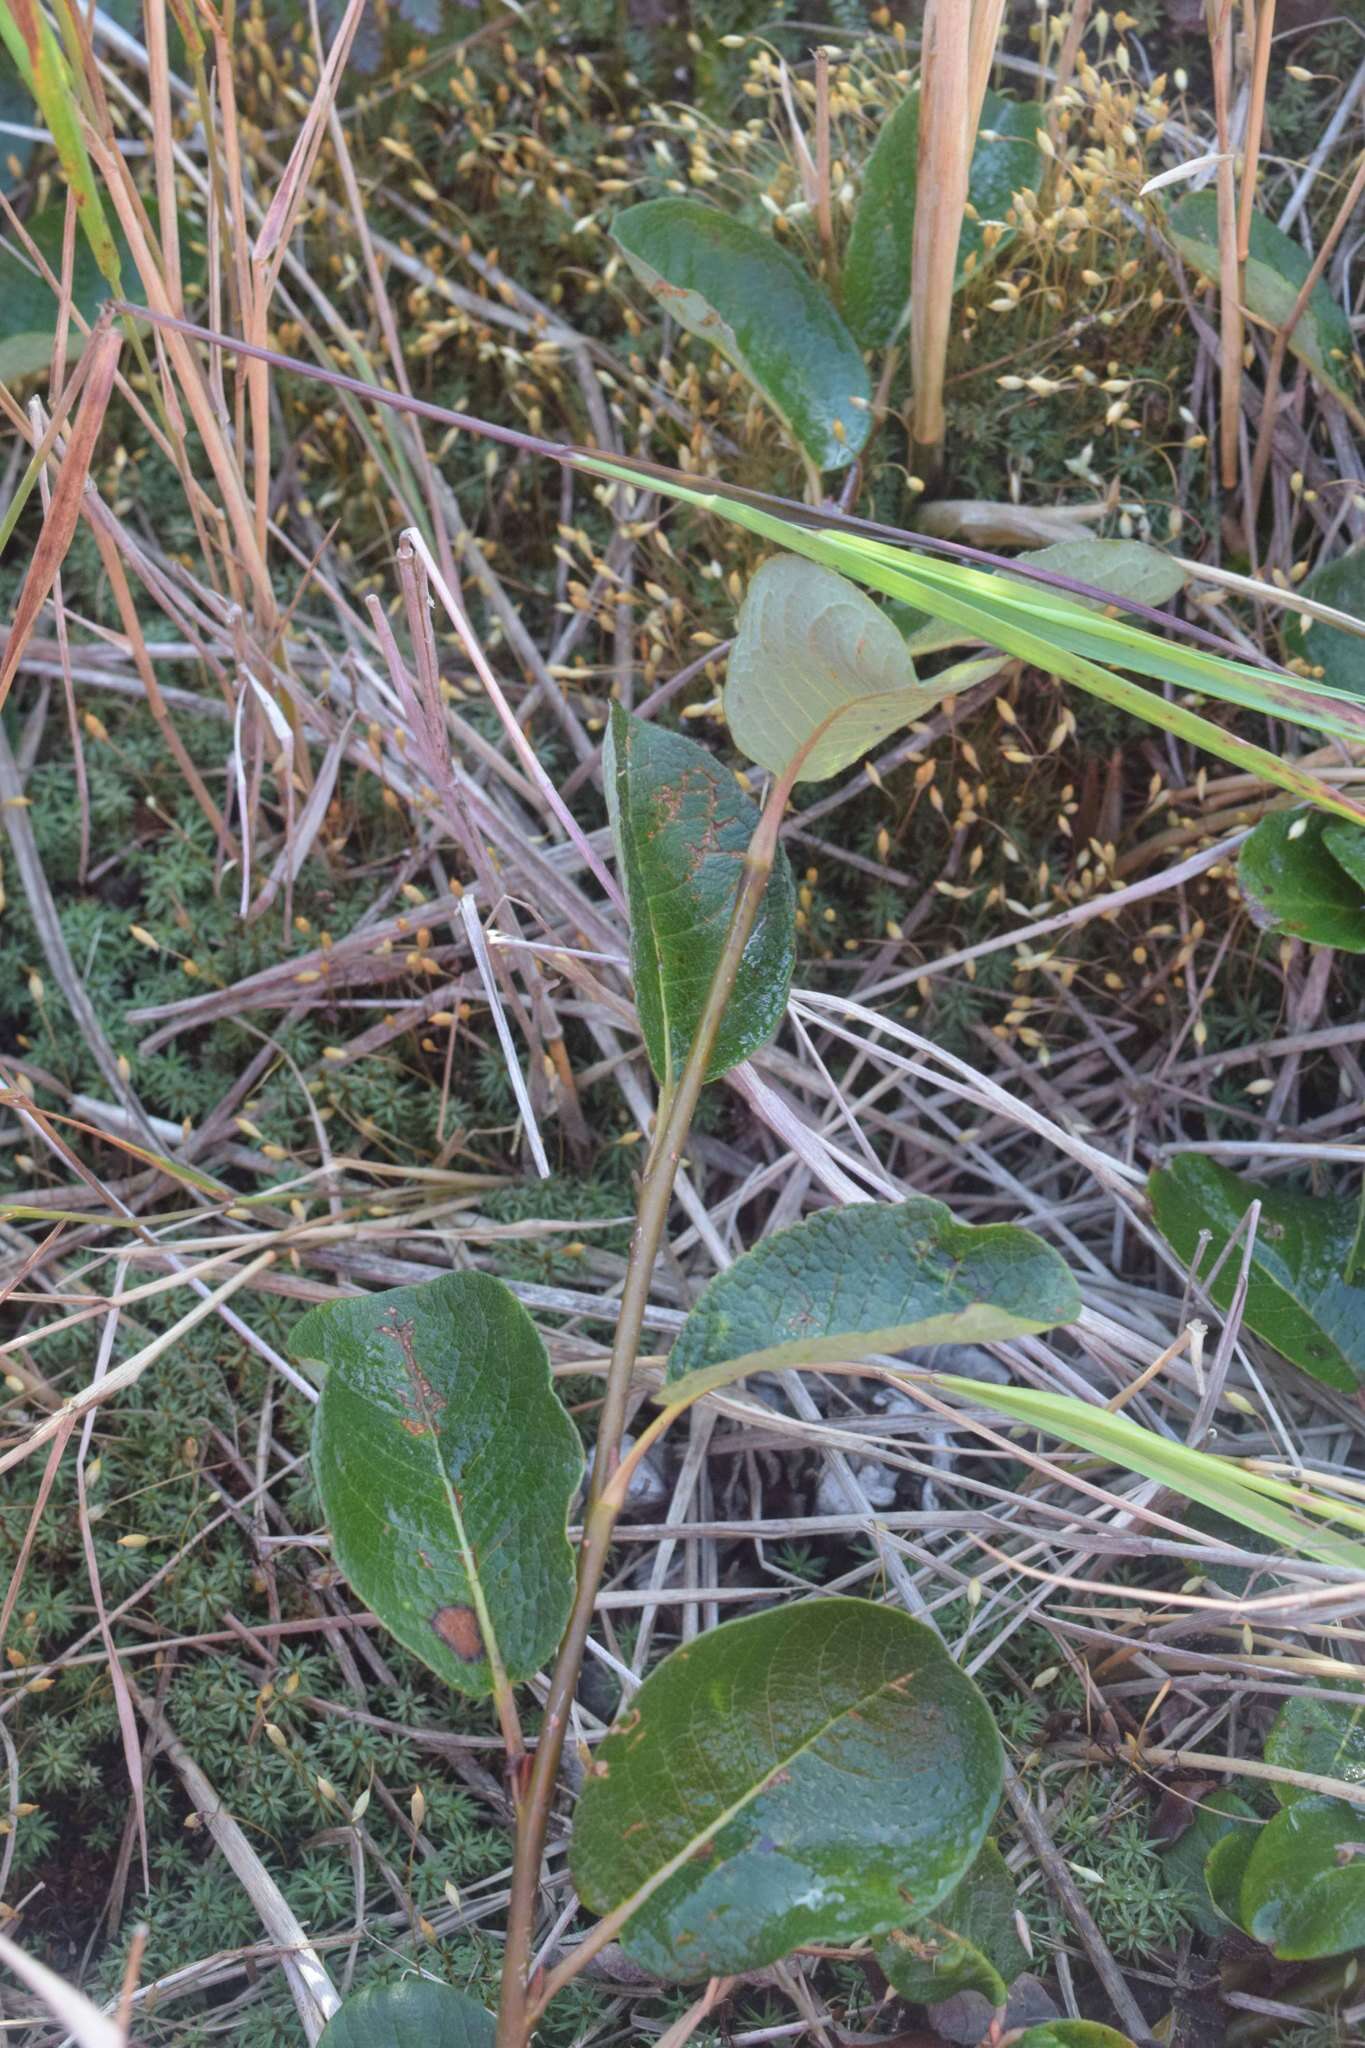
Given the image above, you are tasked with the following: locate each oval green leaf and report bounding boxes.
[727,554,955,782]
[877,1838,1026,2008]
[0,203,135,386]
[1265,1690,1365,1807]
[1021,538,1186,611]
[1169,193,1363,427]
[844,88,1042,349]
[1149,1153,1365,1393]
[1288,546,1365,699]
[318,1980,495,2048]
[291,1271,583,1695]
[570,1599,1003,1980]
[605,705,796,1089]
[612,198,869,471]
[1237,807,1365,952]
[1240,1796,1365,1959]
[1013,2027,1135,2048]
[662,1197,1080,1407]
[1158,1786,1258,1938]
[1204,1816,1260,1930]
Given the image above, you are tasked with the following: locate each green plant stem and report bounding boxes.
[493,770,794,2048]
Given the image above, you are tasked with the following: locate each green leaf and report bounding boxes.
[662,1198,1081,1407]
[1288,546,1365,699]
[1239,1797,1365,1959]
[1149,1153,1365,1393]
[570,1598,1003,1980]
[1012,2027,1135,2048]
[1205,1819,1260,1930]
[727,554,952,781]
[1021,538,1186,610]
[1325,821,1365,900]
[1159,1788,1258,1939]
[877,1838,1026,2007]
[843,88,1041,348]
[318,1981,495,2048]
[612,198,870,471]
[291,1272,583,1696]
[1237,807,1365,951]
[604,705,795,1090]
[1169,193,1363,428]
[578,456,1365,832]
[1266,1691,1365,1807]
[0,205,133,387]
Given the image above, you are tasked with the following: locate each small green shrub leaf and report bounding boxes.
[570,1599,1003,1980]
[291,1272,582,1696]
[727,554,955,781]
[613,198,870,470]
[318,1980,495,2048]
[1148,1153,1365,1392]
[1168,194,1363,425]
[876,1838,1026,2007]
[1021,538,1186,610]
[1239,1797,1365,1959]
[1237,807,1365,951]
[1265,1691,1365,1806]
[0,203,142,386]
[1287,546,1365,699]
[663,1198,1080,1406]
[843,88,1042,348]
[1012,2027,1135,2048]
[1205,1818,1260,1929]
[605,705,795,1089]
[1159,1787,1258,1938]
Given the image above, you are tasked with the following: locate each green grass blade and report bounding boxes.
[0,1,124,289]
[578,458,1365,827]
[934,1373,1365,1571]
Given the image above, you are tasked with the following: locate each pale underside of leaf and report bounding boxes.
[727,554,948,780]
[576,457,1365,826]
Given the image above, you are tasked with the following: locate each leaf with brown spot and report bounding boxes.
[291,1272,582,1696]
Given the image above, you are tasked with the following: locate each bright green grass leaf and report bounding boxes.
[318,1981,495,2048]
[570,1599,1002,1980]
[291,1272,582,1696]
[1013,2028,1135,2048]
[605,705,795,1090]
[0,2,122,292]
[1288,546,1365,699]
[1159,1788,1258,1939]
[1266,1691,1365,1807]
[877,1838,1026,2007]
[612,199,869,471]
[843,88,1041,348]
[1022,538,1186,610]
[576,457,1365,830]
[1149,1153,1365,1393]
[1169,193,1363,428]
[932,1369,1365,1571]
[1239,1797,1365,1958]
[662,1198,1079,1407]
[1237,807,1365,951]
[727,554,954,781]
